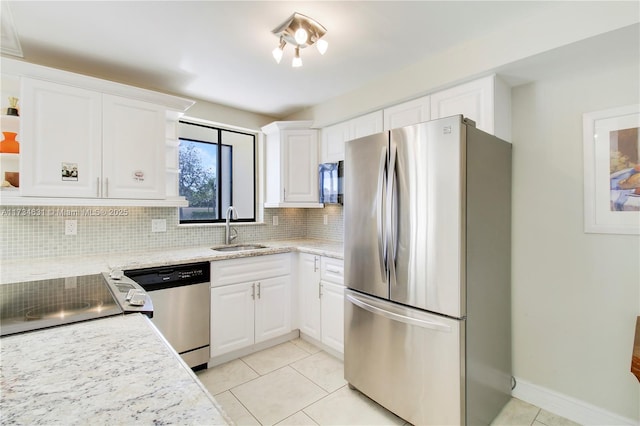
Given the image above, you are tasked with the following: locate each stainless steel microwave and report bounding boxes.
[319,161,343,204]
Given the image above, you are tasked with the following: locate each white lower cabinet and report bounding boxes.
[210,281,255,355]
[319,280,345,353]
[298,253,322,340]
[298,253,345,354]
[210,254,292,357]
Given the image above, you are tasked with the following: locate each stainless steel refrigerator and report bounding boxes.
[344,115,512,425]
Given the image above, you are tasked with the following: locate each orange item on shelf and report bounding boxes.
[0,132,19,153]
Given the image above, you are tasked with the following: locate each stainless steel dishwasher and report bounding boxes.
[124,262,210,370]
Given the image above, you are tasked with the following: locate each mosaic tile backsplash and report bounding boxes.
[0,205,343,261]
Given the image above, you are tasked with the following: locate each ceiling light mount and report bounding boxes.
[271,12,328,67]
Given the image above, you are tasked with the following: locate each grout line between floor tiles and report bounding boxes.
[239,356,262,377]
[229,344,338,426]
[228,363,325,425]
[226,387,262,425]
[531,408,542,426]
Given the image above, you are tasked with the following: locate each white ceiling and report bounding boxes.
[0,1,621,118]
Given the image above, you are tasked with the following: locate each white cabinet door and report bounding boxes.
[255,275,292,343]
[282,129,318,203]
[319,257,345,353]
[298,253,321,340]
[263,121,320,207]
[320,281,345,353]
[20,78,102,197]
[430,76,491,131]
[210,282,255,356]
[383,95,431,131]
[320,111,383,163]
[321,121,350,163]
[429,74,511,140]
[102,94,165,199]
[351,110,383,139]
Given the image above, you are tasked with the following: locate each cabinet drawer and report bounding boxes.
[321,257,344,284]
[211,253,291,287]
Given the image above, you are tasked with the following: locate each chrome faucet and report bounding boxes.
[225,206,238,245]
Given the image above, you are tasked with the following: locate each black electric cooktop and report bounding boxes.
[0,273,152,337]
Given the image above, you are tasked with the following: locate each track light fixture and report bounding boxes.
[271,12,328,68]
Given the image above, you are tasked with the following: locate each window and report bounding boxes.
[178,121,256,223]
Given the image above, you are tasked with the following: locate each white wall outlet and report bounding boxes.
[323,214,328,225]
[272,216,279,226]
[151,219,167,232]
[64,220,77,235]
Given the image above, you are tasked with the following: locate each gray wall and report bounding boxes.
[510,57,639,419]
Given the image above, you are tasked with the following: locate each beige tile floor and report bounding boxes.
[197,339,580,426]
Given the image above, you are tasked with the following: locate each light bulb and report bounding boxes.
[292,47,302,67]
[294,28,308,45]
[316,38,328,55]
[272,46,283,64]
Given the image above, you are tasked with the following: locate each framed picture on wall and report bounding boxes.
[583,104,640,234]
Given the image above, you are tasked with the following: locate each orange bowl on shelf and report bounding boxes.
[4,172,19,187]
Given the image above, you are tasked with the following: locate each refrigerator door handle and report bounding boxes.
[377,148,388,281]
[346,293,452,332]
[386,141,398,284]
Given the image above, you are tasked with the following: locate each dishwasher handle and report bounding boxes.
[124,262,211,291]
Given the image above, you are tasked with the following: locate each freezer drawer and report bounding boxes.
[344,289,465,425]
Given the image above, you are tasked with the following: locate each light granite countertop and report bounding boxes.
[0,313,230,425]
[0,238,343,284]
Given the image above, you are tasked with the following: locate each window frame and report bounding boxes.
[178,120,257,224]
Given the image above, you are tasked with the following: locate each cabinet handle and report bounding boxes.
[319,282,323,298]
[251,283,255,300]
[257,282,261,299]
[326,267,342,275]
[104,177,109,198]
[283,188,286,201]
[96,178,100,198]
[313,256,319,272]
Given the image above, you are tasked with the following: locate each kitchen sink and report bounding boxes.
[212,244,268,252]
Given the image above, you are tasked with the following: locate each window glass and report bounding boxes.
[178,121,256,223]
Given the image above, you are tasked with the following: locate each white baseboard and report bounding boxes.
[512,377,638,425]
[298,332,344,361]
[207,330,300,368]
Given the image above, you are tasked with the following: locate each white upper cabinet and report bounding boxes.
[320,110,383,163]
[351,110,383,139]
[20,78,102,198]
[1,57,194,206]
[102,94,165,199]
[321,121,350,164]
[430,74,511,141]
[262,121,322,207]
[20,78,165,199]
[383,95,431,131]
